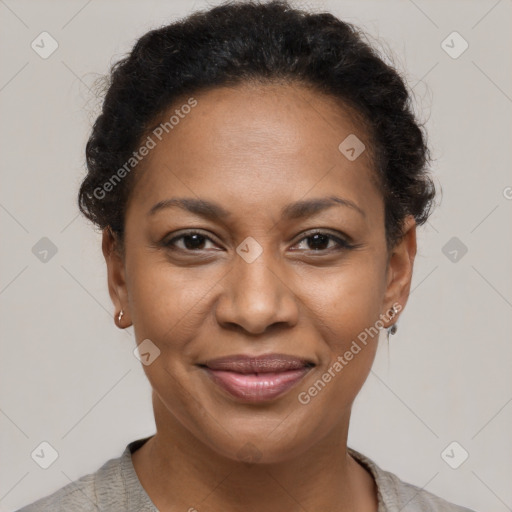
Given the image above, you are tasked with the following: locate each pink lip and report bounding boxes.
[199,353,314,402]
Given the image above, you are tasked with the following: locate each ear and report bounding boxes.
[102,227,131,328]
[382,215,417,326]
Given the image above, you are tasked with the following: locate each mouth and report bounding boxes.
[198,353,315,403]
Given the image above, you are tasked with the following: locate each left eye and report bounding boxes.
[293,232,351,252]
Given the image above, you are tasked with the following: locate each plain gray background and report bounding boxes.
[1,0,511,510]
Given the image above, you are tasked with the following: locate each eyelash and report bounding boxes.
[162,229,356,255]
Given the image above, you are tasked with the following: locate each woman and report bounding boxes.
[17,1,477,510]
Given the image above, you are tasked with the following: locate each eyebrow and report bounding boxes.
[148,196,365,221]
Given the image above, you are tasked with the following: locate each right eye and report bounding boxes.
[162,230,220,252]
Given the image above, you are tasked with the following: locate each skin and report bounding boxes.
[102,82,417,512]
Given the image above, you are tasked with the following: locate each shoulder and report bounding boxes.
[15,451,126,512]
[348,447,477,512]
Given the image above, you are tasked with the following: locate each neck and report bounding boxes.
[131,397,378,512]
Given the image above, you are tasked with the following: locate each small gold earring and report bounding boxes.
[117,310,124,324]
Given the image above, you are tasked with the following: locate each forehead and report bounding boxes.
[127,82,381,222]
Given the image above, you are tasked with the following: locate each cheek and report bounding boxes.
[309,254,387,342]
[126,252,215,348]
[299,255,387,397]
[125,256,212,432]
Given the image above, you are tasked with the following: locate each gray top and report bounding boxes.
[16,436,476,512]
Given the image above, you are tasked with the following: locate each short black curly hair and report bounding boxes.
[79,0,435,248]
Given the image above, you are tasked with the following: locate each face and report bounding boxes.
[103,82,416,463]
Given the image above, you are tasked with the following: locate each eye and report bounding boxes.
[162,230,219,252]
[291,230,354,253]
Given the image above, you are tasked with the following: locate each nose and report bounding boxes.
[214,248,299,335]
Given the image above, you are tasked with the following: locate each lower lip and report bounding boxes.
[203,367,312,402]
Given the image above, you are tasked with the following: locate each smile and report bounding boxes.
[198,353,315,403]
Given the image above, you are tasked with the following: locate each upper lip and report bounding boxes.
[201,353,315,374]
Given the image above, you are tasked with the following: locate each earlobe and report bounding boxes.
[102,227,131,328]
[382,215,417,326]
